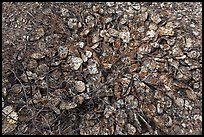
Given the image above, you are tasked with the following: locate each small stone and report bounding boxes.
[75,80,86,93]
[71,56,83,70]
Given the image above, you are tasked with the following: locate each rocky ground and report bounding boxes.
[2,2,202,135]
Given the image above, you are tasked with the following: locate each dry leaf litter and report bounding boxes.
[2,2,202,135]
